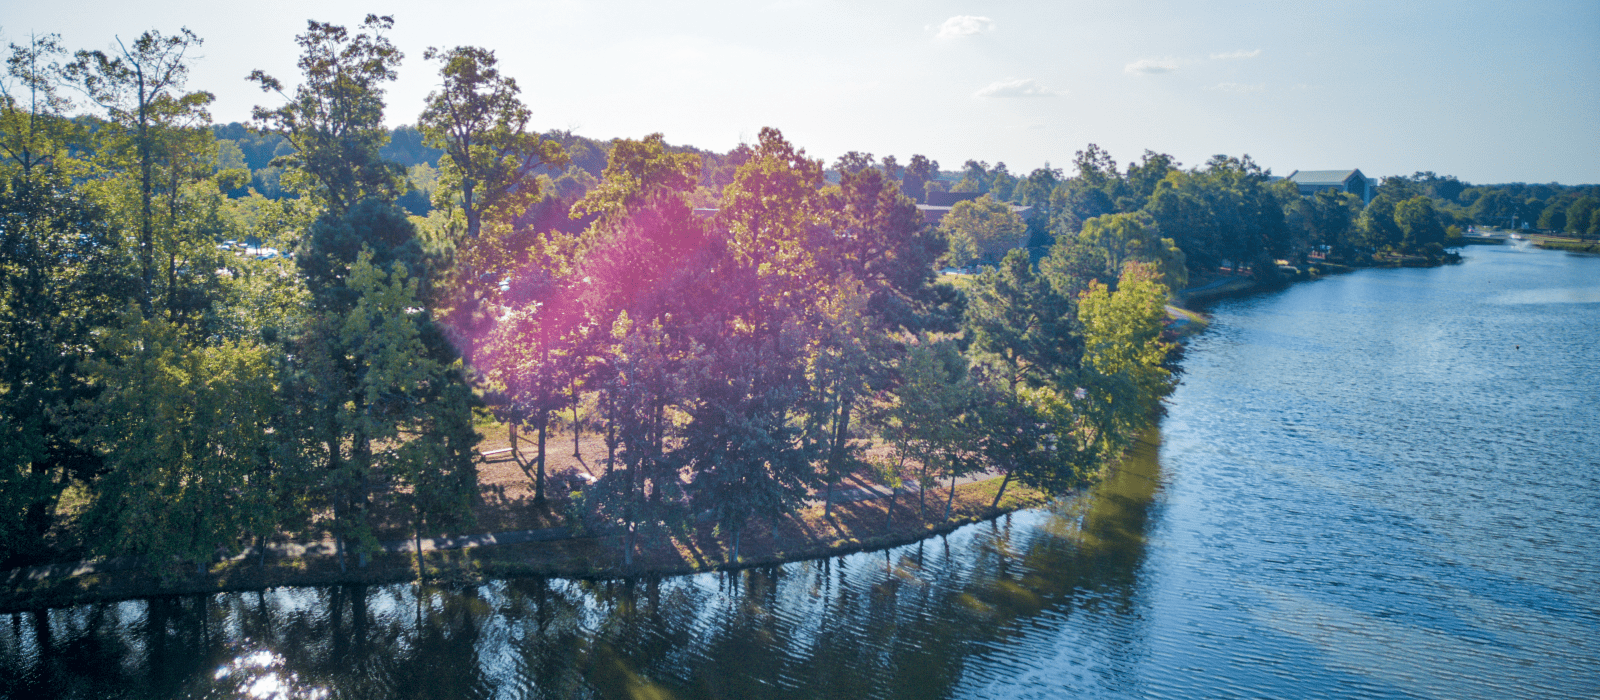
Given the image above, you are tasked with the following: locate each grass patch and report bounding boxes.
[1535,239,1600,253]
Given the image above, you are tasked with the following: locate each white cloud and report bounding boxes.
[935,15,995,39]
[974,78,1066,98]
[1208,82,1266,93]
[1210,49,1262,60]
[1124,58,1179,75]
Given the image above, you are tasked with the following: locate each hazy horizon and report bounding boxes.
[8,0,1598,185]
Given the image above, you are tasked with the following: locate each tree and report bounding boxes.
[248,15,404,214]
[1536,198,1569,232]
[683,127,826,560]
[1044,211,1187,291]
[901,154,938,204]
[1,33,76,179]
[816,163,946,331]
[1564,197,1598,236]
[78,309,281,574]
[338,254,478,569]
[1394,195,1447,256]
[1075,262,1176,463]
[874,337,983,521]
[70,28,211,312]
[297,251,478,570]
[418,45,566,239]
[941,195,1026,268]
[952,159,990,194]
[1286,188,1362,259]
[1357,194,1403,251]
[0,175,128,565]
[832,151,875,175]
[1143,155,1290,278]
[1120,150,1179,211]
[965,248,1078,394]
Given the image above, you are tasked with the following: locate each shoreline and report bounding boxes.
[0,475,1055,613]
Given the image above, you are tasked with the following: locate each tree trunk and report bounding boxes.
[572,378,582,458]
[624,522,635,567]
[509,421,519,463]
[732,527,742,563]
[991,471,1013,511]
[333,497,347,574]
[414,512,425,581]
[136,71,153,315]
[825,398,852,521]
[606,418,616,475]
[536,412,547,503]
[918,462,929,519]
[943,471,958,522]
[884,485,896,531]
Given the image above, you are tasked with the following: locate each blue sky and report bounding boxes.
[7,0,1598,184]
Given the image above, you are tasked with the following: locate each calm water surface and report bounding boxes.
[3,243,1597,699]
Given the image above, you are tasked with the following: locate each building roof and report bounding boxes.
[1287,169,1362,186]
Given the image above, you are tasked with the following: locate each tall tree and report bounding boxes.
[418,45,566,239]
[1,33,76,179]
[70,28,210,312]
[685,127,826,560]
[964,248,1078,394]
[901,154,938,204]
[1075,262,1176,462]
[1043,211,1187,291]
[248,15,404,214]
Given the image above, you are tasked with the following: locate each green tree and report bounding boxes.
[1,33,77,179]
[297,251,477,570]
[0,175,127,564]
[78,309,281,574]
[1394,195,1447,256]
[418,45,566,239]
[1564,197,1598,236]
[338,253,478,568]
[874,336,983,520]
[1044,211,1187,291]
[941,195,1026,267]
[684,127,826,560]
[248,15,405,214]
[965,248,1078,393]
[817,163,946,331]
[1536,198,1569,231]
[1357,194,1403,251]
[1075,262,1176,463]
[70,28,211,312]
[901,154,938,204]
[1144,155,1290,278]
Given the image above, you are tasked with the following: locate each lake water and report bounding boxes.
[3,243,1597,699]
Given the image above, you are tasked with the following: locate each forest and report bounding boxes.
[2,17,1591,575]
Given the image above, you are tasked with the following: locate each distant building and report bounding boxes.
[916,191,1033,225]
[1286,169,1374,204]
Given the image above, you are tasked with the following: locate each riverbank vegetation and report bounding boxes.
[1,19,1177,583]
[3,18,1589,587]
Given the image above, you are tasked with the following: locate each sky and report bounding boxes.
[6,0,1598,185]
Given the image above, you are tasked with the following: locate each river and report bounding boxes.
[2,242,1597,699]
